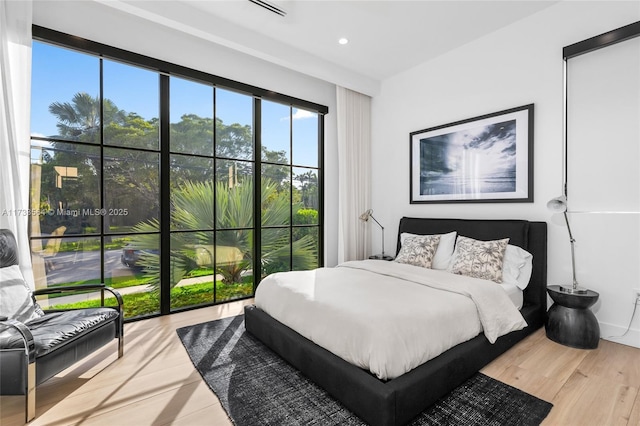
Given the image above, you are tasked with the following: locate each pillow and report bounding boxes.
[502,245,533,290]
[400,231,456,270]
[394,235,441,268]
[0,265,44,323]
[448,236,510,283]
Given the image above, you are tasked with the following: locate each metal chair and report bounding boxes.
[0,229,123,422]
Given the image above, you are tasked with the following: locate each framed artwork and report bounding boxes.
[410,104,534,204]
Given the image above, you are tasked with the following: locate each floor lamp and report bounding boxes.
[547,58,587,294]
[547,195,586,294]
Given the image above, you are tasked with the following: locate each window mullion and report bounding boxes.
[212,88,218,303]
[253,98,262,291]
[318,113,325,267]
[289,106,293,269]
[99,57,105,283]
[159,74,171,314]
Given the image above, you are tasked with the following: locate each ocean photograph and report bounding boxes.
[419,119,517,196]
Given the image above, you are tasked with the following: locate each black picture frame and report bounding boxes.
[410,104,534,204]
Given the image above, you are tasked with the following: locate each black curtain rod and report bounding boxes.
[564,20,640,60]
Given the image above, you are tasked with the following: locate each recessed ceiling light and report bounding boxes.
[338,38,349,45]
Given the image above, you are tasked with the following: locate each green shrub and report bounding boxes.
[294,208,318,225]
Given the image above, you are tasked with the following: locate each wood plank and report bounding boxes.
[628,393,640,426]
[75,380,223,426]
[577,339,640,386]
[483,364,566,403]
[544,370,638,425]
[516,338,590,383]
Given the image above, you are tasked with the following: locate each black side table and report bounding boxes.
[369,255,394,261]
[545,285,600,349]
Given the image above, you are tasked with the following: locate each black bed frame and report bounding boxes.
[245,217,547,426]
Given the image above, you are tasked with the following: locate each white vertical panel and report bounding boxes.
[567,38,640,212]
[566,36,640,346]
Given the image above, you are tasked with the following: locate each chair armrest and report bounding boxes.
[36,285,124,326]
[34,284,123,309]
[0,317,36,363]
[34,283,107,295]
[103,287,125,349]
[102,287,124,306]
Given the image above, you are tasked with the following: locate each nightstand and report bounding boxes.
[368,255,394,261]
[545,285,600,349]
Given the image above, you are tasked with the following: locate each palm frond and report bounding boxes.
[129,176,318,290]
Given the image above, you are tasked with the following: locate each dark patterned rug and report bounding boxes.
[177,315,552,426]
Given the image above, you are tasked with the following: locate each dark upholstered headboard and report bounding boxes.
[396,217,548,320]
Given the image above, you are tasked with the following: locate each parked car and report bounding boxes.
[121,245,158,268]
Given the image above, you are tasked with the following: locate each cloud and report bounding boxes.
[292,109,315,120]
[281,109,316,121]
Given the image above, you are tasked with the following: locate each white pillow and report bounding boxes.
[400,231,456,270]
[502,245,533,290]
[0,265,44,323]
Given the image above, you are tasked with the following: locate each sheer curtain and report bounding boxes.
[0,0,34,286]
[336,86,372,262]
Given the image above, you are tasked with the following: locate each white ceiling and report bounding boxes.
[98,0,558,95]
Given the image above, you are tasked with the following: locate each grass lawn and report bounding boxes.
[46,280,254,319]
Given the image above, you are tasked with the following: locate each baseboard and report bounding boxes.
[599,321,640,349]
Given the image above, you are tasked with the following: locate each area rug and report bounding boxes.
[177,315,552,426]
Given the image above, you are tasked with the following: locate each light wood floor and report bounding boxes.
[2,299,639,426]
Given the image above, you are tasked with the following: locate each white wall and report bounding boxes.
[371,1,640,347]
[32,0,340,268]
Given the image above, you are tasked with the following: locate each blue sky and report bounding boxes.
[31,41,318,168]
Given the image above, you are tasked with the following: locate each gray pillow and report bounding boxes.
[0,265,44,323]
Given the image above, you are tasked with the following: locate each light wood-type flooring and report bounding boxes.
[1,299,639,426]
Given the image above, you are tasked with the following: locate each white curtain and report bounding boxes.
[336,86,372,262]
[0,0,34,287]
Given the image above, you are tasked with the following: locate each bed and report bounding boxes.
[244,217,547,426]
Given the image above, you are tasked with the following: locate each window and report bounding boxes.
[261,100,320,276]
[29,27,326,320]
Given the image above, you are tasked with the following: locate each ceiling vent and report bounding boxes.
[248,0,287,17]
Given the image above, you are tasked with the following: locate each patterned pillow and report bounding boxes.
[0,265,44,323]
[394,235,441,268]
[448,236,510,283]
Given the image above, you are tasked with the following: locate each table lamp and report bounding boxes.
[359,209,385,259]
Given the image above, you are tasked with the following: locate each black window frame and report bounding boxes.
[30,25,326,320]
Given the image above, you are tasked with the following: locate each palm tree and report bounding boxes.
[46,93,158,233]
[294,169,319,209]
[48,92,125,142]
[131,178,318,291]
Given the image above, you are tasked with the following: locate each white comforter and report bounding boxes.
[254,260,527,380]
